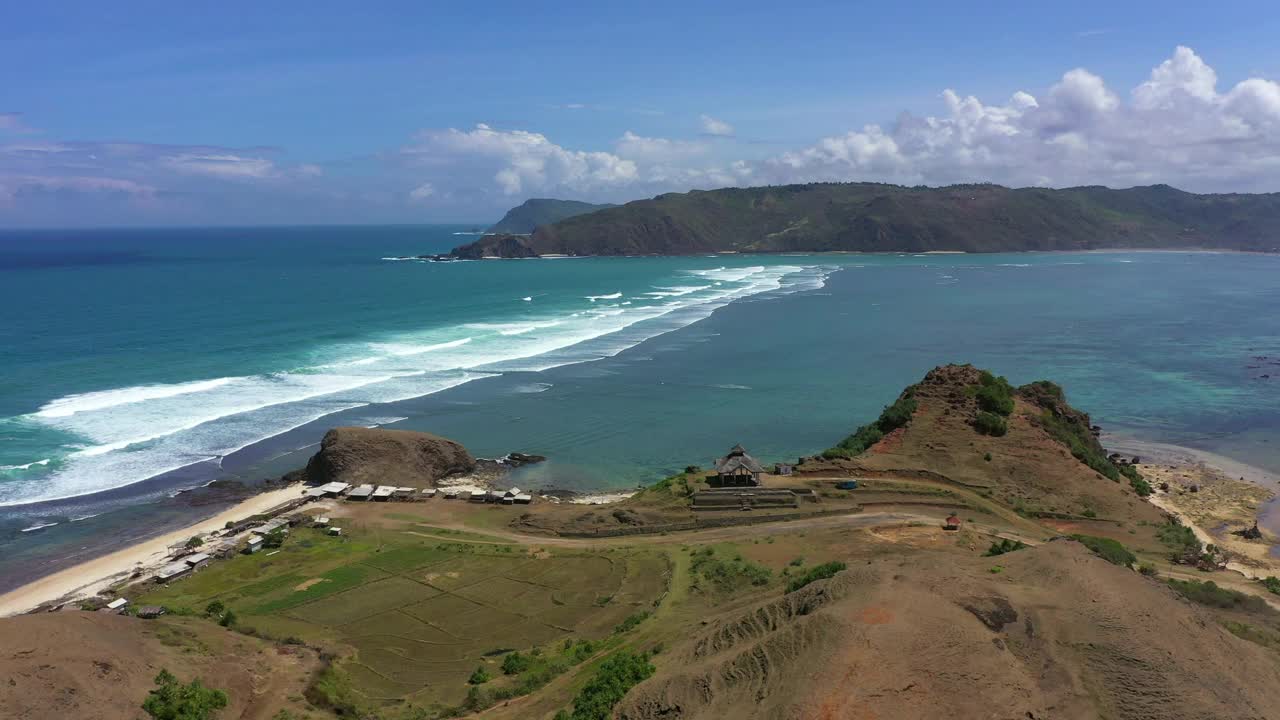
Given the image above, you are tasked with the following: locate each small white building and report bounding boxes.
[442,489,459,500]
[312,516,330,527]
[513,493,533,504]
[420,488,438,499]
[328,527,343,536]
[304,486,328,500]
[468,490,487,503]
[106,598,128,611]
[348,484,375,500]
[244,535,265,554]
[320,481,351,496]
[372,485,395,501]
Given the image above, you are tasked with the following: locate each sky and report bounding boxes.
[3,1,1280,227]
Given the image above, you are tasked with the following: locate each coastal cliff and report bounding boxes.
[453,182,1280,257]
[487,198,616,235]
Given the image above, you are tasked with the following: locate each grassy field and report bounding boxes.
[136,522,670,712]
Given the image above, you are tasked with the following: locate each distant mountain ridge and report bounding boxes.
[486,198,617,234]
[454,182,1280,257]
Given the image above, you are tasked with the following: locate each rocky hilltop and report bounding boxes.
[452,182,1280,257]
[486,198,616,235]
[302,426,475,486]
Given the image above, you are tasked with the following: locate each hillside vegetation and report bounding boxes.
[454,182,1280,257]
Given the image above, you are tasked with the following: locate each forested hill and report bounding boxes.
[454,182,1280,257]
[486,198,616,234]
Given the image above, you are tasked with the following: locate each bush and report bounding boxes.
[142,669,228,720]
[974,412,1008,437]
[204,600,225,617]
[1138,562,1159,577]
[975,384,1015,416]
[502,652,532,675]
[1070,534,1136,568]
[825,388,918,457]
[218,609,237,628]
[1037,411,1121,481]
[468,665,491,685]
[613,611,650,634]
[263,527,287,550]
[984,538,1027,557]
[785,561,847,593]
[184,536,204,549]
[983,452,992,462]
[1157,521,1203,564]
[562,651,655,720]
[1262,576,1280,595]
[1116,463,1153,496]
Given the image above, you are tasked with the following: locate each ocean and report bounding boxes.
[1,226,1278,592]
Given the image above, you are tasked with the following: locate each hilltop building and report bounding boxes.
[711,445,764,488]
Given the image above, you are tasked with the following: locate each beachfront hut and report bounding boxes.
[775,463,794,476]
[348,484,375,500]
[393,487,415,500]
[944,514,961,531]
[513,493,533,505]
[153,561,190,583]
[244,535,265,554]
[442,489,459,500]
[711,445,765,488]
[488,490,506,504]
[184,552,211,569]
[468,490,487,503]
[328,527,342,536]
[312,516,330,528]
[320,481,350,497]
[305,486,328,500]
[106,598,128,611]
[372,485,395,501]
[420,488,438,499]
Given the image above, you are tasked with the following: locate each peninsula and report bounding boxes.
[452,182,1280,258]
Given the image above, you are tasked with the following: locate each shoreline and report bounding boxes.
[0,483,305,618]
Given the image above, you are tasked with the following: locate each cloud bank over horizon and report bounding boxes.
[4,46,1280,226]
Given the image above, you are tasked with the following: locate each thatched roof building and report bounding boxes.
[712,444,765,487]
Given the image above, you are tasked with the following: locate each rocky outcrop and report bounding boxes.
[302,427,475,486]
[450,234,539,259]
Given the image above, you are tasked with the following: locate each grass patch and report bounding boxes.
[984,538,1027,557]
[784,561,847,593]
[689,547,772,593]
[249,564,383,614]
[1070,534,1136,568]
[1168,579,1271,612]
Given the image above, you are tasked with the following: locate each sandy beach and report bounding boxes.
[0,484,306,618]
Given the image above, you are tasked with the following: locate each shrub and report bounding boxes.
[975,385,1014,416]
[1037,411,1121,481]
[1260,576,1280,595]
[502,652,532,675]
[142,669,227,720]
[984,538,1027,557]
[689,547,772,592]
[974,412,1008,437]
[613,611,651,634]
[204,600,225,617]
[1138,562,1159,577]
[1070,534,1136,568]
[824,388,918,458]
[263,527,287,550]
[184,536,204,549]
[468,666,491,685]
[983,452,992,462]
[218,609,237,628]
[1157,521,1203,564]
[785,561,847,593]
[562,651,655,720]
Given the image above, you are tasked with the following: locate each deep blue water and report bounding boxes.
[1,226,1278,591]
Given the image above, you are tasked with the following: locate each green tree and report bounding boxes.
[142,669,228,720]
[469,665,491,685]
[204,600,225,618]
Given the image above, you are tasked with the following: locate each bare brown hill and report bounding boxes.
[0,612,320,719]
[806,364,1167,525]
[301,426,475,487]
[616,540,1280,720]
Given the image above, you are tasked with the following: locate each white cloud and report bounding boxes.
[763,46,1280,192]
[161,152,277,179]
[700,114,735,137]
[408,182,435,203]
[614,131,708,163]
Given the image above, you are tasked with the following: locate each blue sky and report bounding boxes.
[3,1,1280,226]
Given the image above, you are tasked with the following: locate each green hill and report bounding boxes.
[455,182,1280,257]
[487,198,617,234]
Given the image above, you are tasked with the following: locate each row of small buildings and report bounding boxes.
[302,481,532,504]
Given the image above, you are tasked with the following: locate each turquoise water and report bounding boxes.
[1,227,1278,589]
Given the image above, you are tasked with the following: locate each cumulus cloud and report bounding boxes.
[700,114,735,137]
[408,182,435,203]
[763,46,1280,192]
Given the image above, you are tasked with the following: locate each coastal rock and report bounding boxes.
[303,427,475,487]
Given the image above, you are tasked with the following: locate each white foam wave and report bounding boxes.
[20,522,58,532]
[585,292,623,301]
[0,459,50,471]
[35,377,236,419]
[376,337,473,356]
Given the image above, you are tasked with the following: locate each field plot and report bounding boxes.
[137,527,670,709]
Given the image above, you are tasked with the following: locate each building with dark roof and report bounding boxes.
[712,444,765,487]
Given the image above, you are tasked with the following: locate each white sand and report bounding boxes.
[0,484,307,618]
